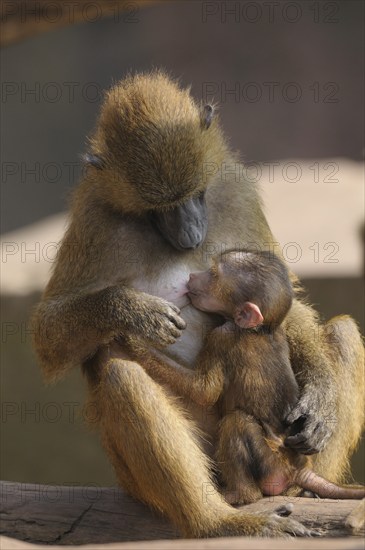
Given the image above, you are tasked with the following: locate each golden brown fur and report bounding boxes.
[32,71,364,537]
[134,252,364,504]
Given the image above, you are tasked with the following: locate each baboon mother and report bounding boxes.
[33,72,364,538]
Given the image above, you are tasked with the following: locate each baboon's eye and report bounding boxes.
[201,105,214,130]
[82,153,105,170]
[209,266,219,282]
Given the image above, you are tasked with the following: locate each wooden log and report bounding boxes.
[1,534,365,550]
[0,481,364,549]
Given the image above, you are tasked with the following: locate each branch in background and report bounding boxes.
[0,0,160,46]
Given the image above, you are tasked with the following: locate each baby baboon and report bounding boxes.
[136,251,365,504]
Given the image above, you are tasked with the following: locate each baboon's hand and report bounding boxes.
[212,503,319,537]
[260,504,320,537]
[285,389,336,454]
[133,295,186,347]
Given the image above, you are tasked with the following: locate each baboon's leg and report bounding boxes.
[94,352,228,536]
[91,348,312,537]
[216,412,264,505]
[285,298,364,484]
[313,316,365,482]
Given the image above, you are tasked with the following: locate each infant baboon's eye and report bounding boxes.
[209,266,219,283]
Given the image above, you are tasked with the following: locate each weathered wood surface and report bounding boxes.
[0,482,364,549]
[0,534,364,550]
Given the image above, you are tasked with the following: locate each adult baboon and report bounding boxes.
[33,71,364,537]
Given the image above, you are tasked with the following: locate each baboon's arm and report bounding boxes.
[284,299,338,454]
[138,346,225,407]
[32,285,185,382]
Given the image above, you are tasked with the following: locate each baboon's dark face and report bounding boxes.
[90,73,226,251]
[104,119,212,250]
[187,267,227,313]
[150,191,208,250]
[114,121,210,250]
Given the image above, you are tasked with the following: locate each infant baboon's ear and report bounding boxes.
[234,302,264,329]
[201,104,214,130]
[82,153,105,169]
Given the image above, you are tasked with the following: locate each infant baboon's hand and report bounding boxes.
[134,295,186,347]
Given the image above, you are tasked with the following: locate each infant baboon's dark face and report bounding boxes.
[187,254,267,330]
[187,268,227,314]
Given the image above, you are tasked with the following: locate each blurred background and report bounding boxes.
[1,0,364,487]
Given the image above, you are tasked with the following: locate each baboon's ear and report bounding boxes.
[82,153,105,169]
[201,104,214,130]
[235,302,264,329]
